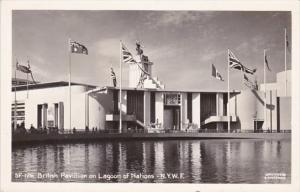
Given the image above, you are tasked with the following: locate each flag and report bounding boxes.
[110,68,117,87]
[16,61,31,73]
[265,53,271,71]
[122,43,136,64]
[70,41,88,54]
[228,49,256,75]
[212,64,224,81]
[286,34,291,52]
[243,74,258,90]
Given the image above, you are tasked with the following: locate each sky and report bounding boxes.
[12,10,291,91]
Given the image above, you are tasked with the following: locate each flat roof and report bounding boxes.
[102,86,241,94]
[11,80,240,93]
[12,81,96,91]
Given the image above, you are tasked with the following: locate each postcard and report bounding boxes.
[1,0,299,192]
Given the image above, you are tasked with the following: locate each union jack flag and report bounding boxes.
[229,49,256,75]
[122,43,136,64]
[110,68,117,87]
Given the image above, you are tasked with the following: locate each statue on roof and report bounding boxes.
[136,41,144,55]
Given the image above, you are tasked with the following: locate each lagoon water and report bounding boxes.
[12,139,291,183]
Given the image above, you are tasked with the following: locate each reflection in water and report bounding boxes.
[12,139,291,183]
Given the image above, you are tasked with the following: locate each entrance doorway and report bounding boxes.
[163,106,180,130]
[254,120,263,132]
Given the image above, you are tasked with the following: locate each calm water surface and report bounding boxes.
[12,139,291,183]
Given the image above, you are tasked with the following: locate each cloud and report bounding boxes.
[200,49,225,62]
[29,55,66,82]
[146,44,180,61]
[145,11,215,28]
[234,35,268,57]
[93,38,120,59]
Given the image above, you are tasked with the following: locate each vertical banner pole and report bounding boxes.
[119,41,123,133]
[227,49,230,133]
[264,49,267,131]
[68,38,72,131]
[284,28,287,96]
[26,59,29,99]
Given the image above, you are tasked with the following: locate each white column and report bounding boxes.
[43,103,48,129]
[192,93,201,128]
[155,92,164,128]
[180,93,187,131]
[216,93,224,131]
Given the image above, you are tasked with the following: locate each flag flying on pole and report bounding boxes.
[70,41,88,54]
[16,61,31,73]
[212,64,224,81]
[243,74,258,90]
[228,49,256,75]
[16,61,37,84]
[110,67,117,87]
[286,34,291,52]
[121,43,150,76]
[265,53,271,71]
[121,43,136,64]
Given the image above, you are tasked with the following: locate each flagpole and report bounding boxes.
[119,41,122,133]
[68,38,71,164]
[227,49,230,133]
[284,28,287,96]
[68,38,72,131]
[14,60,17,131]
[264,49,267,131]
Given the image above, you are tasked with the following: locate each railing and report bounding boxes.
[13,127,291,135]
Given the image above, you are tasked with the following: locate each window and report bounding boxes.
[11,101,25,127]
[164,93,181,105]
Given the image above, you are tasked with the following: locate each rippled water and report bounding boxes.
[12,139,291,183]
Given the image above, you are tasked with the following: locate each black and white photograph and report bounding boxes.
[1,0,300,192]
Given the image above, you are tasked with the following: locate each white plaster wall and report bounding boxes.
[276,70,291,97]
[155,92,164,128]
[14,85,87,130]
[71,92,86,129]
[129,63,141,88]
[120,90,127,114]
[267,90,277,131]
[235,89,276,131]
[89,90,115,130]
[88,94,103,130]
[228,93,238,121]
[260,70,291,97]
[235,90,258,130]
[192,93,200,128]
[279,97,291,130]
